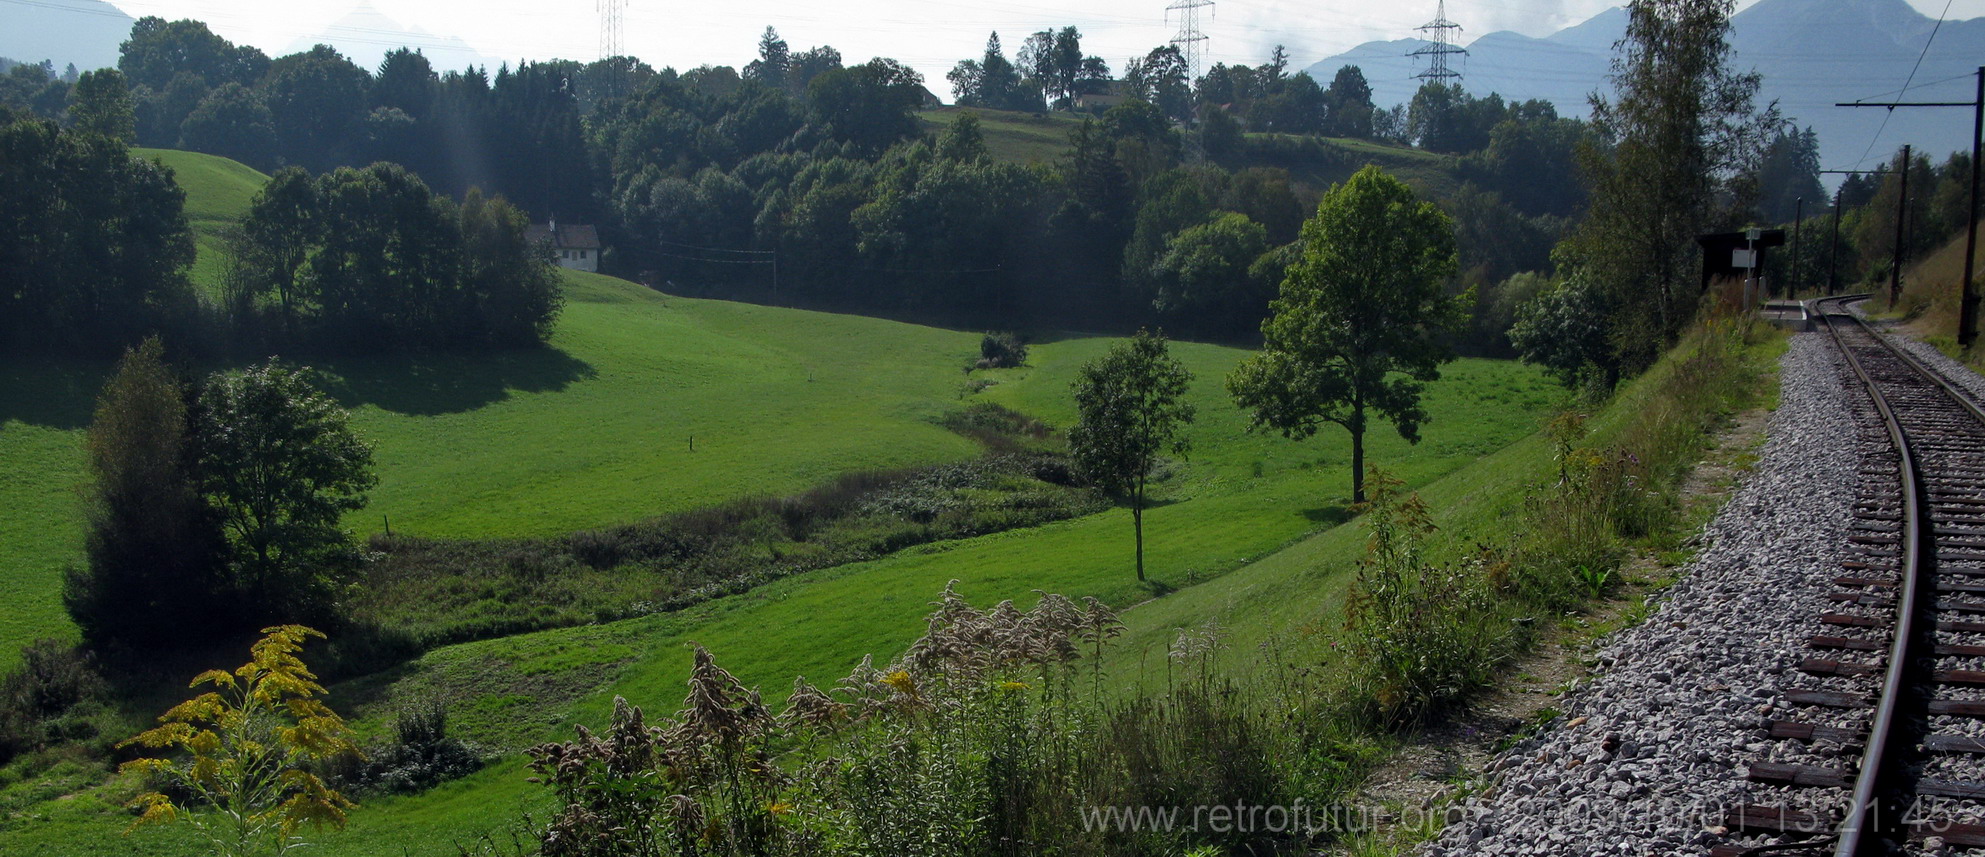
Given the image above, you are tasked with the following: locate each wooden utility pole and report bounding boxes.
[1839,72,1984,340]
[1893,144,1911,307]
[1792,196,1804,297]
[1829,185,1844,295]
[1960,66,1982,347]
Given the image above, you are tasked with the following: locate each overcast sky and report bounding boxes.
[97,0,1985,86]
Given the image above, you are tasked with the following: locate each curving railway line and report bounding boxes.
[1717,297,1985,856]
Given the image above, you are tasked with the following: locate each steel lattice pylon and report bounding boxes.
[1410,0,1466,83]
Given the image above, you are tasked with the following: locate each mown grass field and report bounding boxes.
[133,147,268,293]
[1,341,1562,856]
[0,147,1568,853]
[917,106,1081,164]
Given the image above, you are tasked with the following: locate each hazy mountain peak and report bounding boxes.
[0,0,133,71]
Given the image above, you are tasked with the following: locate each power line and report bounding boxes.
[1845,0,1955,170]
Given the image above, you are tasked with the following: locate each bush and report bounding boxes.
[1343,470,1507,726]
[0,640,107,763]
[977,331,1028,369]
[332,702,482,795]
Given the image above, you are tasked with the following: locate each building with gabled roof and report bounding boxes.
[527,219,601,273]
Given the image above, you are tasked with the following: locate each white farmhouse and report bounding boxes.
[527,219,602,273]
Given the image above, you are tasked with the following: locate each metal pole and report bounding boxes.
[1792,196,1805,297]
[1959,66,1983,348]
[1892,144,1911,307]
[1830,184,1844,295]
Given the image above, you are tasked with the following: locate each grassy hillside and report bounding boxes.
[0,147,1567,853]
[0,272,996,663]
[0,346,1560,856]
[133,147,269,293]
[918,106,1081,164]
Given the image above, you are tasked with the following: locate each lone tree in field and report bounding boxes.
[194,361,375,624]
[1068,330,1194,581]
[1228,165,1465,504]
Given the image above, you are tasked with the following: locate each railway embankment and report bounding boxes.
[1424,332,1867,855]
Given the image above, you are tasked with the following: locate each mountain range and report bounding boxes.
[0,0,132,71]
[1306,0,1985,176]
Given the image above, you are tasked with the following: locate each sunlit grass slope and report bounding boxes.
[918,106,1081,164]
[337,271,984,538]
[2,337,1563,856]
[0,271,989,663]
[133,147,268,292]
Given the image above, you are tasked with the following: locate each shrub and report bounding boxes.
[1342,469,1506,726]
[977,331,1028,369]
[332,702,481,795]
[0,640,108,763]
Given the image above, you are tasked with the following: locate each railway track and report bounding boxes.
[1716,297,1985,856]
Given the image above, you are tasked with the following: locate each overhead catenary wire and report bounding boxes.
[1844,0,1956,170]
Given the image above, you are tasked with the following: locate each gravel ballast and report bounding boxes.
[1424,333,1869,856]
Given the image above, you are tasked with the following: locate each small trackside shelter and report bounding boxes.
[1696,228,1786,296]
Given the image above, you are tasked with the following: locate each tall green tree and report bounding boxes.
[1228,165,1466,503]
[1563,0,1775,374]
[69,68,137,143]
[178,82,275,168]
[1324,65,1375,138]
[0,115,194,353]
[63,338,225,656]
[806,58,926,156]
[193,361,375,624]
[744,26,790,90]
[1148,211,1270,336]
[1068,330,1195,581]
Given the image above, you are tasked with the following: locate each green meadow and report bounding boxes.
[133,147,269,293]
[0,147,1579,853]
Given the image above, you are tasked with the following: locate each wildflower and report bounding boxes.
[998,680,1030,692]
[882,670,916,695]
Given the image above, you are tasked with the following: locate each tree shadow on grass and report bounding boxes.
[0,358,112,430]
[1301,504,1357,527]
[316,345,597,416]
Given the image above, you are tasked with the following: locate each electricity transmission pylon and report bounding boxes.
[599,0,625,60]
[1410,0,1466,83]
[1166,0,1214,86]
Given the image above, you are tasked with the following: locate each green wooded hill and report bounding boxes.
[916,107,1465,201]
[0,148,1567,854]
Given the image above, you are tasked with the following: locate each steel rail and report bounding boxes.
[1815,296,1929,857]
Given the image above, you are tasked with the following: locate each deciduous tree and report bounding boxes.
[1228,165,1466,503]
[1068,330,1194,581]
[69,68,137,143]
[1562,0,1776,374]
[193,361,375,623]
[63,338,226,655]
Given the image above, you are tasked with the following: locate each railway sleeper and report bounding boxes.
[1746,762,1852,788]
[1782,688,1874,709]
[1811,634,1884,652]
[1929,699,1985,718]
[1718,804,1833,835]
[1920,733,1985,754]
[1769,719,1866,747]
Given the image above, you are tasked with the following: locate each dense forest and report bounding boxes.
[2,14,1971,358]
